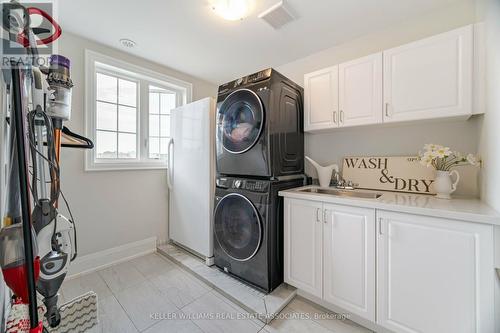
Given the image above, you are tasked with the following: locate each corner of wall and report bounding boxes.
[478,0,500,211]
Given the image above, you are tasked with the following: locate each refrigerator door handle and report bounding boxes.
[167,138,174,190]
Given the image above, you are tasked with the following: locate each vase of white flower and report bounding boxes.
[419,144,480,199]
[434,170,460,199]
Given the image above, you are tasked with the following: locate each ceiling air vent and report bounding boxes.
[258,0,296,30]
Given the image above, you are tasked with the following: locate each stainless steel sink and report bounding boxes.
[298,187,382,199]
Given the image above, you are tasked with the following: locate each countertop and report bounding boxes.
[279,185,500,226]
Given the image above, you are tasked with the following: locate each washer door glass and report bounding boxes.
[214,194,262,261]
[218,89,264,154]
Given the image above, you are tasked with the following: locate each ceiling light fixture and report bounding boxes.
[211,0,252,21]
[119,38,136,48]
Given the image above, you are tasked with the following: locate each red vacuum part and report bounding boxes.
[30,321,44,333]
[2,257,41,303]
[17,7,62,47]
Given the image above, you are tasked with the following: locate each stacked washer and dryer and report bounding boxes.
[214,68,305,293]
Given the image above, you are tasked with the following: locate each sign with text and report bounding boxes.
[342,156,435,194]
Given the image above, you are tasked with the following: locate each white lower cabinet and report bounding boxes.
[377,211,494,333]
[284,198,376,321]
[284,198,495,333]
[284,198,323,298]
[323,204,376,321]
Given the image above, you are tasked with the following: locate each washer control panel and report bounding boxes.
[216,178,269,193]
[242,180,267,192]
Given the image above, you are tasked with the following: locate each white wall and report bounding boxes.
[58,32,217,256]
[476,3,500,330]
[276,0,481,196]
[477,0,500,210]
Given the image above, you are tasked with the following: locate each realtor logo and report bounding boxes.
[1,0,59,68]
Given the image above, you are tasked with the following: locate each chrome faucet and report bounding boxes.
[333,172,343,186]
[333,172,358,190]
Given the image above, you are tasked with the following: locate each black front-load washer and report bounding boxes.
[216,68,304,178]
[213,176,305,293]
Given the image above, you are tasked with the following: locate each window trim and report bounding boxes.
[147,88,176,160]
[84,50,193,171]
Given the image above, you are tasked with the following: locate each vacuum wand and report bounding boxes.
[46,54,73,209]
[11,66,39,330]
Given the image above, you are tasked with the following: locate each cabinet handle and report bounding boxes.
[340,110,344,124]
[316,208,321,222]
[323,210,328,224]
[378,218,383,235]
[333,111,337,124]
[385,103,390,117]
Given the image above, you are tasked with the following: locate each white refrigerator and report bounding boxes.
[167,97,215,264]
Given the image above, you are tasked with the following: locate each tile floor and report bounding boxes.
[157,243,296,322]
[59,253,372,333]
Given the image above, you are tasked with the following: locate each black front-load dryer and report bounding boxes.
[213,176,304,293]
[216,68,304,178]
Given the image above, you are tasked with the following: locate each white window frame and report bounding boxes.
[84,50,192,171]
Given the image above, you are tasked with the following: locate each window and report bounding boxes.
[148,86,175,159]
[85,50,192,171]
[95,73,138,159]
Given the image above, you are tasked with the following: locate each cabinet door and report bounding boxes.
[339,53,382,127]
[304,66,339,132]
[377,211,494,333]
[284,198,323,298]
[323,204,375,321]
[383,25,473,122]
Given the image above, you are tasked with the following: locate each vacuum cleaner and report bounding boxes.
[0,1,96,332]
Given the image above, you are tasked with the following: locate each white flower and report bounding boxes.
[420,151,435,167]
[466,154,478,166]
[434,146,452,158]
[424,144,442,152]
[419,144,479,170]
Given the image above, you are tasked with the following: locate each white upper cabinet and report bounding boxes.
[473,22,486,115]
[304,66,339,131]
[323,204,375,321]
[383,25,473,122]
[303,24,477,132]
[339,53,383,127]
[284,198,323,298]
[377,211,494,333]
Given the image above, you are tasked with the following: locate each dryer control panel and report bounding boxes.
[217,68,273,95]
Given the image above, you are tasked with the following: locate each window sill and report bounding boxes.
[85,161,168,172]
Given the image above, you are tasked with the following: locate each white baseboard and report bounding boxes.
[67,237,157,279]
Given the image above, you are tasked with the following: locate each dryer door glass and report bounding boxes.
[218,89,264,154]
[214,193,262,261]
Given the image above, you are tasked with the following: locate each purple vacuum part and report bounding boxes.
[49,54,70,69]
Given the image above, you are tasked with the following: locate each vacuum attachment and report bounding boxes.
[45,55,73,122]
